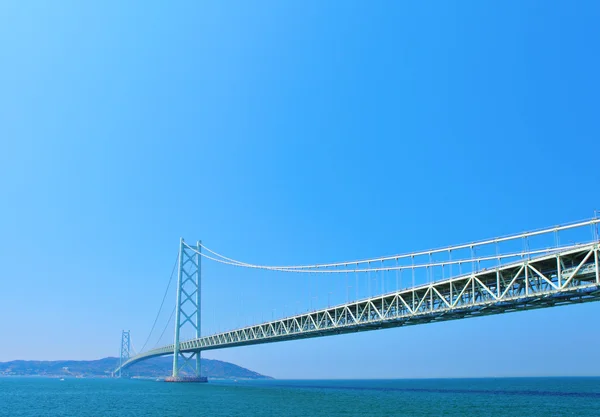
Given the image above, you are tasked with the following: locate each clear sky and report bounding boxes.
[1,1,599,379]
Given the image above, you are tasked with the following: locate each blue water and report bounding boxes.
[1,377,599,416]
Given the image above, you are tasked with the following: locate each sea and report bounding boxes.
[1,377,599,416]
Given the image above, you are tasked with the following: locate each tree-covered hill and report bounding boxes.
[0,356,271,379]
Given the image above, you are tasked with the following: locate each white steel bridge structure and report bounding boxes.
[115,218,600,380]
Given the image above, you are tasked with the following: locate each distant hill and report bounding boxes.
[0,356,271,379]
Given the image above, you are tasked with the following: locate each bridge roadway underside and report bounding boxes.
[119,244,600,371]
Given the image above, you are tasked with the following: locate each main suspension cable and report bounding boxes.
[184,241,587,274]
[139,252,179,353]
[195,218,599,271]
[154,306,176,348]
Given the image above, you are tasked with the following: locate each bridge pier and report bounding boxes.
[165,374,207,383]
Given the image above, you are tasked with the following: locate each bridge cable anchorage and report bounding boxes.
[139,252,179,353]
[185,241,591,274]
[192,218,600,271]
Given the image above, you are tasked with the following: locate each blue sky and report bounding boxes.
[1,1,599,378]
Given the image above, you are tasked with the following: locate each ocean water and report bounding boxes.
[1,377,599,416]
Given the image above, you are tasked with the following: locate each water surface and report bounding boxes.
[1,377,599,416]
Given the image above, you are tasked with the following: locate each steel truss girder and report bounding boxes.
[117,244,600,371]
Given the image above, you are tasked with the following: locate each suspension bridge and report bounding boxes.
[114,217,600,382]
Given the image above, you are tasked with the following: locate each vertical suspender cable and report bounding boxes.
[395,258,399,291]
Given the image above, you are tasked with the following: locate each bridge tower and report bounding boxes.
[166,239,207,382]
[118,330,130,378]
